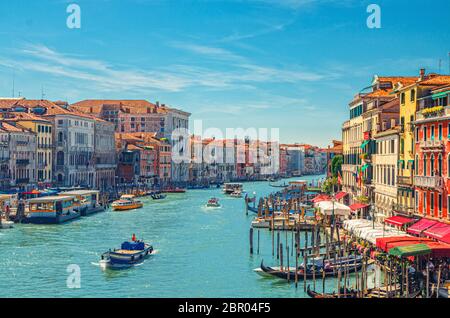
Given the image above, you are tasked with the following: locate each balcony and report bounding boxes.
[415,106,447,121]
[392,203,415,216]
[16,159,30,165]
[397,175,413,186]
[419,139,444,152]
[414,175,444,190]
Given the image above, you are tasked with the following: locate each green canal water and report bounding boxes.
[0,175,379,298]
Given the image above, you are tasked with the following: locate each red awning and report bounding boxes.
[384,216,415,227]
[424,222,450,240]
[312,194,332,203]
[334,192,348,200]
[376,236,434,252]
[426,242,450,258]
[407,218,438,235]
[349,203,369,211]
[441,233,450,245]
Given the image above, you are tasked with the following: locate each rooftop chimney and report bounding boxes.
[419,68,426,81]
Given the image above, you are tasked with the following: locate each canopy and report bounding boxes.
[423,222,450,240]
[376,236,433,252]
[389,244,432,258]
[349,203,369,211]
[384,216,415,227]
[312,194,332,203]
[432,91,450,99]
[334,191,348,200]
[426,242,450,258]
[344,220,406,244]
[316,201,351,216]
[441,233,450,245]
[407,218,438,235]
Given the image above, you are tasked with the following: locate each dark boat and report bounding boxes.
[257,259,364,281]
[100,240,154,270]
[151,193,167,200]
[307,285,357,298]
[269,183,288,188]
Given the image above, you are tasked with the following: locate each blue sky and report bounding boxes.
[0,0,449,146]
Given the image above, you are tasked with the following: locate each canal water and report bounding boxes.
[0,175,378,298]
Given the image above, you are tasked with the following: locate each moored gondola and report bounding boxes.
[306,285,358,298]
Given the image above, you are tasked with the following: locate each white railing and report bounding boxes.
[414,176,443,189]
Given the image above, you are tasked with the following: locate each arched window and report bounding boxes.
[438,154,443,176]
[431,155,435,176]
[57,151,64,166]
[423,155,427,177]
[415,155,419,176]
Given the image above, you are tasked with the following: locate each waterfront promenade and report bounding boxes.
[0,175,348,298]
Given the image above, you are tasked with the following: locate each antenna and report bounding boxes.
[41,85,46,100]
[12,70,15,97]
[439,59,442,74]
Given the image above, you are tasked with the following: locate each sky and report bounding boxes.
[0,0,449,147]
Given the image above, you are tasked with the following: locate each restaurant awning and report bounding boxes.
[334,191,348,200]
[376,236,433,252]
[315,201,351,216]
[441,233,450,245]
[424,222,450,241]
[407,218,438,235]
[384,216,415,227]
[389,244,432,258]
[426,242,450,258]
[312,194,332,203]
[349,203,369,211]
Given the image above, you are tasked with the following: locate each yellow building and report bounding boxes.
[6,113,54,184]
[393,70,450,216]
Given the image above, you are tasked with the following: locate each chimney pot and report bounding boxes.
[420,68,426,80]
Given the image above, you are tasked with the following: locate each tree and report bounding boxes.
[331,155,343,177]
[322,177,337,194]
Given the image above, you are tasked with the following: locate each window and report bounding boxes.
[410,89,416,102]
[439,124,443,140]
[423,155,427,176]
[415,127,419,142]
[431,155,435,176]
[423,192,427,214]
[401,92,405,104]
[439,193,442,213]
[431,126,435,140]
[431,193,434,213]
[415,191,419,208]
[438,155,443,175]
[424,126,428,141]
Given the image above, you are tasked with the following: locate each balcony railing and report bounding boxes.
[397,175,413,186]
[414,176,444,190]
[392,203,415,216]
[419,139,444,151]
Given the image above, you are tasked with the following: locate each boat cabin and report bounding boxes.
[223,183,243,194]
[27,196,75,216]
[59,190,100,210]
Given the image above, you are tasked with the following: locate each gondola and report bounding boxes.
[269,183,288,188]
[151,193,167,200]
[307,285,358,298]
[258,260,364,281]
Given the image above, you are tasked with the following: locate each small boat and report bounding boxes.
[0,220,14,229]
[269,182,288,188]
[150,193,167,200]
[230,190,243,198]
[307,285,358,298]
[100,240,154,270]
[223,183,243,195]
[111,195,143,211]
[206,198,221,208]
[256,259,365,281]
[163,188,186,194]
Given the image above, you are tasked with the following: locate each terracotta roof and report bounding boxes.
[1,112,52,123]
[0,121,31,133]
[419,75,450,86]
[70,100,168,115]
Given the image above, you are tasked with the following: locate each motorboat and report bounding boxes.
[112,195,143,211]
